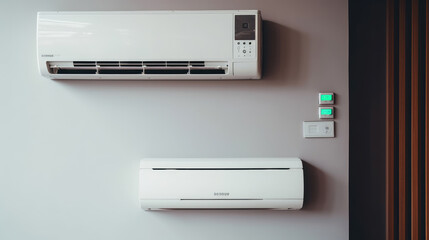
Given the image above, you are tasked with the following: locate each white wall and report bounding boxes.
[0,0,348,239]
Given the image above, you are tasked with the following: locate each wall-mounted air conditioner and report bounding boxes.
[139,158,304,210]
[37,10,262,80]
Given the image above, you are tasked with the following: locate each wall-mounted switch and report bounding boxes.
[319,107,334,119]
[319,93,334,105]
[303,121,335,138]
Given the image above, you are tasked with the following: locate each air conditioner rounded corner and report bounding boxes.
[140,200,150,211]
[38,61,52,79]
[233,62,259,79]
[296,199,304,210]
[299,167,305,210]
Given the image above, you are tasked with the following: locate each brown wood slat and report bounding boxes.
[426,0,429,238]
[398,0,409,239]
[385,1,429,239]
[410,0,421,239]
[386,0,396,239]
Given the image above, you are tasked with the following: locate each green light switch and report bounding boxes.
[321,109,332,115]
[319,92,335,105]
[319,107,334,119]
[321,94,333,101]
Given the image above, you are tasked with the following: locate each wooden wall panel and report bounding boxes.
[398,0,409,238]
[385,0,427,239]
[410,0,421,239]
[425,0,429,239]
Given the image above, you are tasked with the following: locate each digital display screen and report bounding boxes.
[235,15,256,40]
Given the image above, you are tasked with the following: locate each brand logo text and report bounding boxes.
[214,192,230,196]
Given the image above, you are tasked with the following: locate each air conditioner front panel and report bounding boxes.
[38,12,233,60]
[139,158,304,210]
[37,10,262,80]
[140,169,303,199]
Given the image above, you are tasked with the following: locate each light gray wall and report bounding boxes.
[0,0,348,239]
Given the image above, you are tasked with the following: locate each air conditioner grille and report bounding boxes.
[49,61,228,75]
[97,61,119,67]
[73,61,96,67]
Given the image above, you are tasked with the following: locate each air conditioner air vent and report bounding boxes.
[48,61,228,76]
[145,69,189,74]
[143,61,166,67]
[99,69,143,74]
[120,61,142,67]
[190,69,225,74]
[190,61,205,67]
[73,61,96,67]
[167,61,189,67]
[97,61,119,67]
[57,69,97,74]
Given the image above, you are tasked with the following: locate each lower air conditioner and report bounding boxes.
[139,158,304,210]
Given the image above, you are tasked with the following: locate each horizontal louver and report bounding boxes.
[48,61,228,75]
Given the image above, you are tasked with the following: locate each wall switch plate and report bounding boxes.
[303,121,335,138]
[319,107,334,119]
[319,93,335,105]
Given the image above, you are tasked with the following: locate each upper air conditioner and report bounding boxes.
[139,158,304,210]
[37,10,262,80]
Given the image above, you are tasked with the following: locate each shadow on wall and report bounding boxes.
[301,160,331,212]
[262,20,306,85]
[52,21,307,88]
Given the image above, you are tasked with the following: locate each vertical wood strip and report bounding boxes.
[410,0,421,239]
[386,0,396,239]
[425,0,429,239]
[398,0,409,239]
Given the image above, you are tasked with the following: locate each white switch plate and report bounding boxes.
[303,121,335,138]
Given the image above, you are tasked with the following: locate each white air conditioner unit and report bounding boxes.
[37,10,262,80]
[139,158,304,210]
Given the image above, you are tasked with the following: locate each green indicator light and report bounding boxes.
[321,94,333,101]
[321,109,333,115]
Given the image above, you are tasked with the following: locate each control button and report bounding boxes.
[243,42,246,45]
[243,50,246,53]
[237,42,240,45]
[318,107,335,119]
[321,95,332,101]
[249,42,252,45]
[319,93,335,105]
